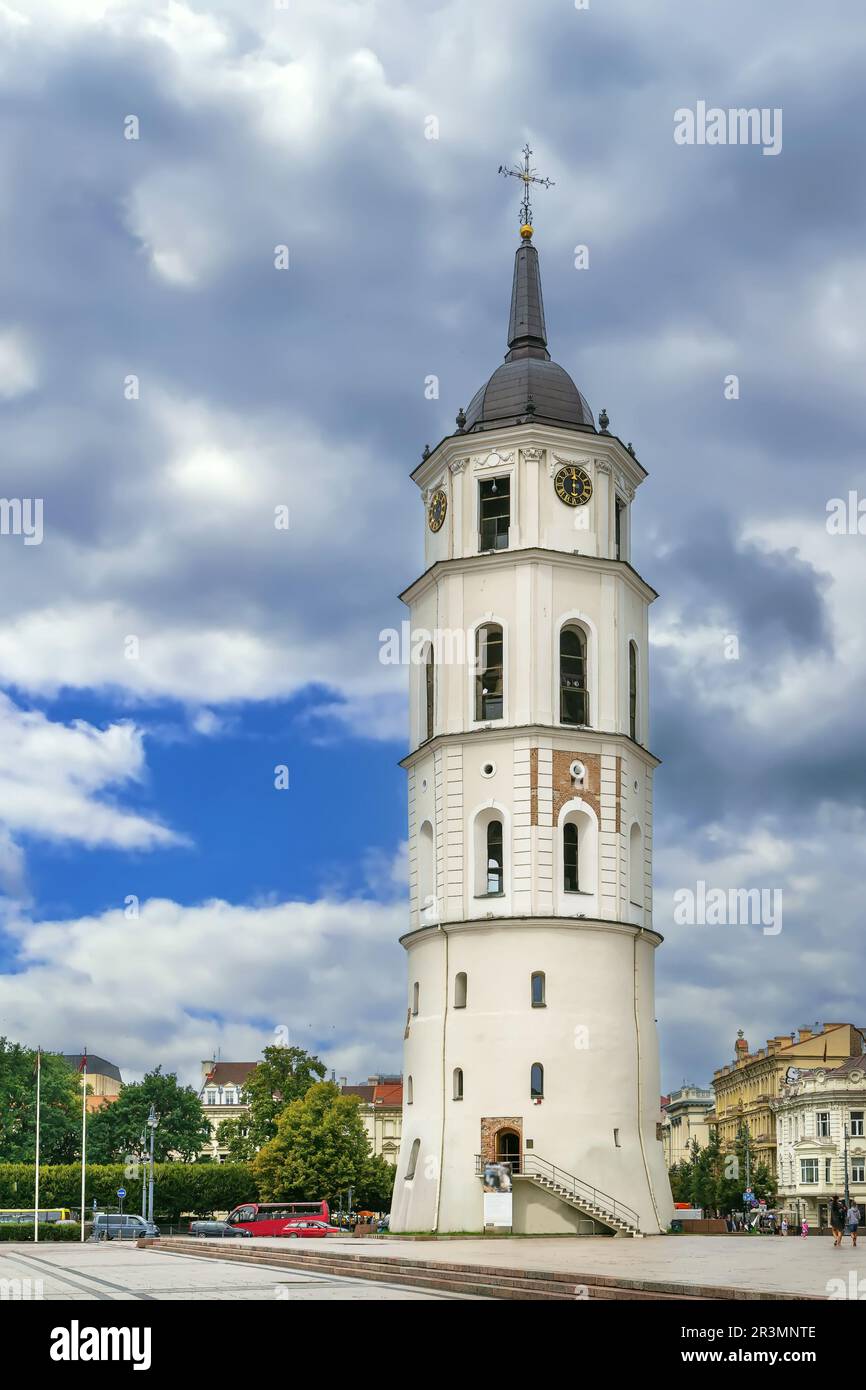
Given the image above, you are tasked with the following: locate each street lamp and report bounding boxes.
[146,1105,158,1227]
[140,1129,147,1219]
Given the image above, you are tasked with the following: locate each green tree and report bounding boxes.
[0,1039,81,1163]
[252,1081,393,1209]
[87,1067,210,1163]
[216,1045,326,1161]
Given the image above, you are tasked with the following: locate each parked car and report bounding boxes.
[188,1220,252,1239]
[92,1213,160,1241]
[282,1219,345,1239]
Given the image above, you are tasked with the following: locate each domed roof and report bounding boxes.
[461,239,595,434]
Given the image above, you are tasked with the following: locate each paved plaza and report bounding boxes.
[0,1242,454,1301]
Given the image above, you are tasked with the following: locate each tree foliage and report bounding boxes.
[252,1082,394,1210]
[0,1039,82,1163]
[668,1130,778,1217]
[86,1067,210,1163]
[0,1162,257,1222]
[216,1045,326,1161]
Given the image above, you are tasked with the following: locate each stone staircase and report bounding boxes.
[478,1153,643,1237]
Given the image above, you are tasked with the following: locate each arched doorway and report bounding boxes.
[496,1128,521,1174]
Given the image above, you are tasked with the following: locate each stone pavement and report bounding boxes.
[248,1232,866,1298]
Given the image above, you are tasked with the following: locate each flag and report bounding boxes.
[78,1051,88,1073]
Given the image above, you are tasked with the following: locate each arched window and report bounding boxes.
[629,641,638,742]
[418,820,435,922]
[453,1068,464,1101]
[454,972,467,1009]
[629,822,643,906]
[486,819,503,895]
[424,643,435,741]
[406,1137,420,1179]
[531,971,546,1008]
[560,625,588,725]
[563,821,579,893]
[407,1075,414,1105]
[412,981,419,1016]
[530,1063,544,1099]
[475,624,503,721]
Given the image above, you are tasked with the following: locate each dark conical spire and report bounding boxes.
[505,239,550,363]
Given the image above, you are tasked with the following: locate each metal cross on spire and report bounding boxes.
[498,143,555,239]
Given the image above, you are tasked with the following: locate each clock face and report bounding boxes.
[428,489,447,533]
[554,465,592,507]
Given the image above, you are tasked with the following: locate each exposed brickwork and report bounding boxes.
[551,749,602,823]
[480,1116,523,1165]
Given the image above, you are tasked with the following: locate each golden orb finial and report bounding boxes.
[520,223,534,240]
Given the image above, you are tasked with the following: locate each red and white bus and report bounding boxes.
[226,1201,330,1236]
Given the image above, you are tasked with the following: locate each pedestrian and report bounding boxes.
[781,1216,788,1237]
[845,1201,860,1248]
[801,1218,809,1238]
[831,1196,846,1247]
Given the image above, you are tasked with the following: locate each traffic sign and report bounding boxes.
[117,1187,126,1199]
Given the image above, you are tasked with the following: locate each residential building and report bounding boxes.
[661,1085,714,1168]
[199,1060,257,1161]
[710,1024,864,1174]
[773,1056,866,1226]
[341,1076,403,1164]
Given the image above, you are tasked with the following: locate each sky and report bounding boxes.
[0,0,865,1092]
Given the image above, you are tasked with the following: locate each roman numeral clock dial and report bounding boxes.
[554,464,592,507]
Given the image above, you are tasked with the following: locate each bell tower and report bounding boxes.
[390,179,673,1236]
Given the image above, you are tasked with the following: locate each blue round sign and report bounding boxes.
[117,1187,126,1199]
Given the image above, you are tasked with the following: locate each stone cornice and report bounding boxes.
[409,422,647,493]
[399,916,664,951]
[399,546,658,607]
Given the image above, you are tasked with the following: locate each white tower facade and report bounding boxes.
[390,230,673,1236]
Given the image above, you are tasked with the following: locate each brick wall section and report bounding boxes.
[551,749,602,823]
[480,1116,524,1164]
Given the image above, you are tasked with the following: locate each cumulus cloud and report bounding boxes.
[0,892,407,1085]
[0,693,182,891]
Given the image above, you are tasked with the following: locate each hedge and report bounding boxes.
[0,1222,81,1242]
[0,1164,258,1222]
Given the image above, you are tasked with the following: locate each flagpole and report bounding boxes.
[34,1048,42,1245]
[80,1052,87,1243]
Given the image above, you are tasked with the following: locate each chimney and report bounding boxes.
[798,1027,813,1042]
[734,1030,749,1061]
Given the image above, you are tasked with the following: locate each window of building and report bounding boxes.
[486,819,504,895]
[530,1063,544,1099]
[817,1111,830,1138]
[475,624,504,720]
[206,1090,216,1105]
[615,497,625,561]
[424,643,435,741]
[629,822,643,906]
[412,981,419,1016]
[853,1159,865,1183]
[629,641,638,742]
[560,625,588,725]
[453,1068,463,1101]
[825,1157,832,1184]
[563,821,579,893]
[418,820,435,921]
[479,476,510,551]
[406,1138,420,1179]
[407,1075,413,1105]
[801,1158,819,1184]
[851,1111,865,1137]
[531,971,546,1008]
[454,972,467,1008]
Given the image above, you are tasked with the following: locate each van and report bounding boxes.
[92,1213,160,1240]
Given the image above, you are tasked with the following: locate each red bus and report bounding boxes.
[226,1201,330,1236]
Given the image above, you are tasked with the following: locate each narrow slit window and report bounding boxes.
[530,1063,544,1099]
[475,624,504,721]
[453,1068,463,1101]
[563,822,580,893]
[454,972,467,1008]
[531,972,546,1008]
[486,820,503,895]
[560,626,588,725]
[629,641,638,742]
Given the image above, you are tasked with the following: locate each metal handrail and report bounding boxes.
[475,1153,640,1230]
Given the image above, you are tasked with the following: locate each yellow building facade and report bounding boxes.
[711,1024,863,1173]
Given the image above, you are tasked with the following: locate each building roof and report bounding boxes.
[461,238,595,435]
[825,1055,866,1079]
[201,1062,257,1089]
[373,1081,403,1107]
[342,1084,375,1103]
[62,1054,122,1083]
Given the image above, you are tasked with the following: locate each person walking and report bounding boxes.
[845,1201,860,1248]
[781,1216,788,1237]
[801,1217,809,1238]
[831,1196,847,1248]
